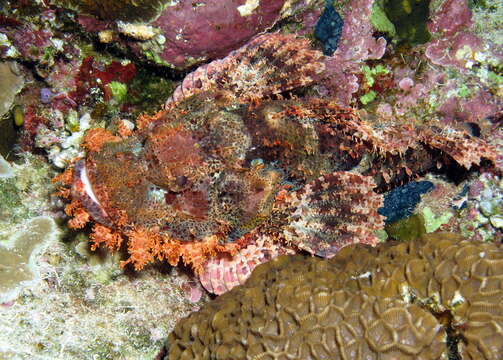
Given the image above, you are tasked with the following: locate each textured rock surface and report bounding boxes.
[162,233,503,359]
[0,216,61,303]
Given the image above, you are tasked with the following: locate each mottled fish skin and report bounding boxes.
[199,236,295,295]
[56,33,496,283]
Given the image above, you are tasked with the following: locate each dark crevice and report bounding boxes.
[435,310,464,360]
[415,302,464,360]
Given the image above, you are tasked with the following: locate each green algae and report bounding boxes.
[363,64,390,86]
[360,90,377,104]
[372,0,431,44]
[0,154,56,236]
[126,67,175,115]
[371,0,397,37]
[385,214,426,241]
[385,207,454,242]
[109,81,128,104]
[422,206,453,233]
[359,65,390,105]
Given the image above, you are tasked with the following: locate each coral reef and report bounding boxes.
[317,0,387,105]
[54,0,166,22]
[0,61,24,117]
[1,0,502,357]
[55,0,308,69]
[315,0,501,138]
[0,230,206,359]
[0,61,24,157]
[461,172,503,241]
[34,111,92,168]
[0,216,61,303]
[0,153,58,235]
[162,233,503,359]
[425,0,492,70]
[0,136,203,360]
[146,0,293,69]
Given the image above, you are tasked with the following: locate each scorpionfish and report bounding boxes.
[55,33,496,282]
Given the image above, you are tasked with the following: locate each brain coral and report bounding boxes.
[161,233,503,360]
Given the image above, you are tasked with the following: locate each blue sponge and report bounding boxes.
[315,1,344,56]
[379,181,435,224]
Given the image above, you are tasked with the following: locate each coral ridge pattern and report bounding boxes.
[162,233,503,360]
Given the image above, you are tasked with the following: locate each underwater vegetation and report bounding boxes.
[162,233,503,359]
[382,0,431,44]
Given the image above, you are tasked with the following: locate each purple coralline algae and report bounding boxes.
[317,0,387,105]
[148,0,291,69]
[71,0,304,70]
[426,0,487,69]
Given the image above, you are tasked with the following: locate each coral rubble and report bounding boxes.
[162,233,503,359]
[0,232,204,359]
[461,172,503,242]
[0,153,58,235]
